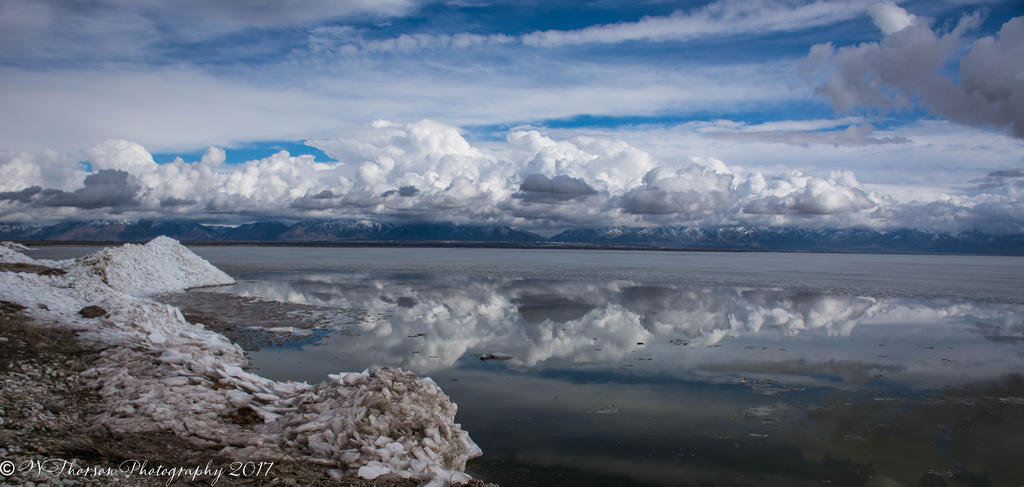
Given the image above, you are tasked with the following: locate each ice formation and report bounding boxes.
[0,241,30,251]
[0,245,36,264]
[0,238,481,485]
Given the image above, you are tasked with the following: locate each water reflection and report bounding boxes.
[161,270,1024,486]
[169,273,1022,385]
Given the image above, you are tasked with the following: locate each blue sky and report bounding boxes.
[0,0,1021,233]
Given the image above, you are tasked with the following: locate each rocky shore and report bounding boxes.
[0,239,493,487]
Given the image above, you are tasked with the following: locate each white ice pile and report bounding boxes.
[0,241,30,251]
[0,237,481,486]
[0,244,36,264]
[76,235,236,295]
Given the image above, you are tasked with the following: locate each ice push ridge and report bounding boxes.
[0,236,482,486]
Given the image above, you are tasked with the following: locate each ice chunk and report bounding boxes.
[358,462,392,479]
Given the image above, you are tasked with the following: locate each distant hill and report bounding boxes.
[549,226,1024,255]
[0,219,545,245]
[1,219,1022,255]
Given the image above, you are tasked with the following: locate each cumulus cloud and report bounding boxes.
[0,120,1018,233]
[743,171,878,215]
[620,165,736,216]
[506,130,657,194]
[87,139,158,174]
[0,149,83,192]
[804,9,1024,138]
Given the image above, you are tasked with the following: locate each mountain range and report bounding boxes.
[1,219,1021,255]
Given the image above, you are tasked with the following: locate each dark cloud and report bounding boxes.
[513,294,596,324]
[876,199,1024,234]
[515,174,598,203]
[291,189,345,210]
[341,190,381,208]
[36,170,139,209]
[973,168,1024,192]
[159,197,193,208]
[988,169,1024,178]
[804,13,1024,138]
[620,188,680,215]
[382,185,421,198]
[0,186,42,203]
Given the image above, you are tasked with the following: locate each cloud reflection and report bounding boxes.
[179,273,1023,382]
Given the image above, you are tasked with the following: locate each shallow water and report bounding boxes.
[31,245,1024,485]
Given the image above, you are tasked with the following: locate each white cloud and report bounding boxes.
[521,0,872,47]
[867,2,917,34]
[506,130,658,194]
[87,140,158,174]
[0,149,82,192]
[304,0,875,55]
[0,120,1020,233]
[708,123,911,147]
[325,0,873,53]
[543,119,1024,192]
[743,171,878,215]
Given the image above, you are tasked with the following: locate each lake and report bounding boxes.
[31,245,1024,486]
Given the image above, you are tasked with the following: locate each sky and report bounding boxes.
[0,0,1022,234]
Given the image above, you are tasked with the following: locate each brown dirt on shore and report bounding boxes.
[0,262,66,276]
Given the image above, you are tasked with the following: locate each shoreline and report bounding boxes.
[0,239,491,486]
[12,239,1020,258]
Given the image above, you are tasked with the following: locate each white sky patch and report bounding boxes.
[0,67,347,153]
[0,59,802,153]
[0,0,422,63]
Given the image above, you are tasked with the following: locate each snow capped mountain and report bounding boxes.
[0,220,1020,254]
[549,225,1024,254]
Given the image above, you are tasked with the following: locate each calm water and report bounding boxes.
[31,246,1024,486]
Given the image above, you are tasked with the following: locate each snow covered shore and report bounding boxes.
[0,237,481,486]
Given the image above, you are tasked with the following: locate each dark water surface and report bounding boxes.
[31,246,1024,486]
